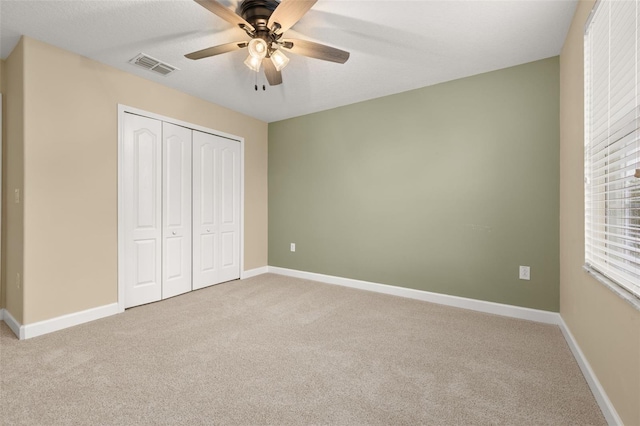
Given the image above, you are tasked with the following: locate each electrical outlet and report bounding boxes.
[519,266,530,281]
[14,189,20,204]
[290,243,296,252]
[16,272,21,289]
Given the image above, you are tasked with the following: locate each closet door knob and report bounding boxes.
[172,231,176,235]
[207,229,210,232]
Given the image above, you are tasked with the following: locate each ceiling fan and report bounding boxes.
[185,0,350,86]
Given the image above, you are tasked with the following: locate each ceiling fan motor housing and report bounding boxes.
[239,0,279,30]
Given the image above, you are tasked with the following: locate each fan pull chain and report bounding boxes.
[253,73,267,92]
[253,71,266,92]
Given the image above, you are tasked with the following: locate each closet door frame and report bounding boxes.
[117,104,245,313]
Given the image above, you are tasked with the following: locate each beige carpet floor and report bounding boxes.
[1,273,605,425]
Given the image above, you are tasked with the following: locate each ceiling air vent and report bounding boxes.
[129,53,179,77]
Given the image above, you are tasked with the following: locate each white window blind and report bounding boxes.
[585,0,640,298]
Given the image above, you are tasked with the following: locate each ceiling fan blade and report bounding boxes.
[282,39,350,64]
[268,0,317,33]
[194,0,255,32]
[263,58,283,86]
[185,41,248,60]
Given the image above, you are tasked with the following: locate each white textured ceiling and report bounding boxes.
[0,0,577,123]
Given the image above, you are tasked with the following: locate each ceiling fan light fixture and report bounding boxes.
[248,38,268,59]
[244,55,262,72]
[186,0,351,86]
[270,49,290,71]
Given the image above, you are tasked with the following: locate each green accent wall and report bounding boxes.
[268,57,560,311]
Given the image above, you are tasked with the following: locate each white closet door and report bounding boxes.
[217,136,241,282]
[162,123,192,299]
[192,131,241,290]
[123,113,162,308]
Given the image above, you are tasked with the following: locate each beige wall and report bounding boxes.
[0,58,4,310]
[2,40,25,322]
[560,1,640,425]
[17,37,267,324]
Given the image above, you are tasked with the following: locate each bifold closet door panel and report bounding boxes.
[162,122,192,299]
[217,136,241,283]
[192,131,218,290]
[123,113,163,308]
[192,131,241,290]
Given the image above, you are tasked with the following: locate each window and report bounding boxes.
[584,0,640,299]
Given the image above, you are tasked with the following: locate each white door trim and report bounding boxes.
[117,104,245,312]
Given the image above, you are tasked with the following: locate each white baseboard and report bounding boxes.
[20,303,119,340]
[0,267,621,426]
[268,266,562,325]
[2,309,23,339]
[558,319,622,426]
[241,266,269,279]
[268,266,620,425]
